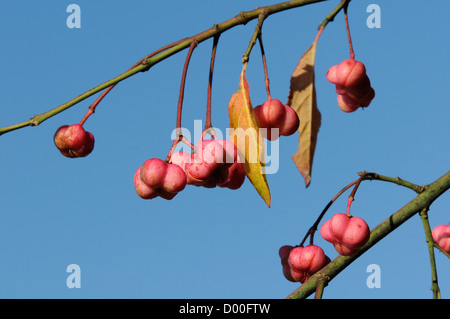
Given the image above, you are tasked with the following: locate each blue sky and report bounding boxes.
[0,0,449,299]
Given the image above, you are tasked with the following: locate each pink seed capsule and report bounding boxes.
[320,213,370,256]
[134,166,157,200]
[163,164,187,193]
[279,105,299,136]
[140,158,168,189]
[54,124,95,158]
[288,245,329,283]
[327,59,375,111]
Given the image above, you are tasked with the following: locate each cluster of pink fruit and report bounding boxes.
[132,97,299,201]
[53,97,300,200]
[279,213,371,283]
[134,158,187,200]
[134,139,246,200]
[253,98,299,140]
[327,59,375,113]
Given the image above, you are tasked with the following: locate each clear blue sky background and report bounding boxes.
[1,1,449,299]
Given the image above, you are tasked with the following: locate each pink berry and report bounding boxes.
[254,99,299,140]
[432,225,450,254]
[140,158,168,189]
[326,59,367,88]
[320,213,370,256]
[325,65,340,86]
[337,94,360,113]
[134,166,157,200]
[170,151,206,186]
[54,124,95,158]
[169,151,190,171]
[215,140,245,190]
[217,161,245,190]
[289,245,327,274]
[359,87,375,108]
[278,245,296,282]
[254,99,285,141]
[254,99,286,128]
[184,140,222,185]
[279,245,294,263]
[282,264,297,282]
[288,245,329,283]
[279,105,300,136]
[184,153,217,186]
[137,158,186,200]
[199,139,238,166]
[336,84,375,113]
[157,190,178,200]
[216,139,240,165]
[343,76,373,104]
[163,164,187,193]
[184,139,245,189]
[195,140,219,164]
[327,59,375,111]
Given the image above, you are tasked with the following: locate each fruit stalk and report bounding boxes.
[343,2,355,59]
[176,41,198,135]
[205,35,220,131]
[242,11,267,64]
[258,34,272,100]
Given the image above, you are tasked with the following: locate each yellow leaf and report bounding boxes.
[287,31,322,188]
[228,67,271,207]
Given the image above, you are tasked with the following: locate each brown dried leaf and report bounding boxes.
[287,35,322,188]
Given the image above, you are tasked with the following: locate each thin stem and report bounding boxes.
[258,34,272,100]
[242,11,268,64]
[79,38,189,126]
[343,2,355,60]
[198,34,222,146]
[434,242,450,258]
[347,170,426,216]
[205,35,220,130]
[166,41,198,162]
[0,0,328,136]
[358,171,426,194]
[165,135,195,162]
[200,127,217,143]
[79,85,113,126]
[318,0,350,29]
[176,41,198,135]
[345,172,366,216]
[165,139,181,163]
[299,178,359,247]
[419,208,441,299]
